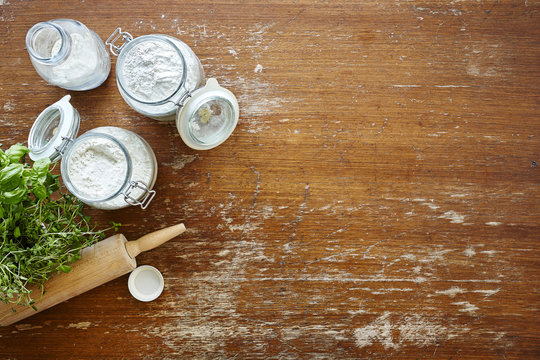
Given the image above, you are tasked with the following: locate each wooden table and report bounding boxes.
[1,0,539,358]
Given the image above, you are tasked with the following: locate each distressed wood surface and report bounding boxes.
[1,0,539,358]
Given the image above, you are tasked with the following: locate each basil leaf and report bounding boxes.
[0,149,8,168]
[32,158,51,178]
[31,184,47,200]
[5,145,29,164]
[2,187,27,204]
[0,163,24,192]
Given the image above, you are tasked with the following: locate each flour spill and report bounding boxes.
[452,301,479,314]
[3,100,14,112]
[354,312,466,350]
[439,210,465,224]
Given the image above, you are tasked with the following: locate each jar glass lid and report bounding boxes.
[188,97,234,145]
[28,95,80,163]
[116,35,187,105]
[176,78,239,150]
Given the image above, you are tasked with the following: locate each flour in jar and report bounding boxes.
[66,127,157,210]
[117,35,205,121]
[88,127,157,210]
[120,40,184,103]
[67,136,128,200]
[50,33,98,87]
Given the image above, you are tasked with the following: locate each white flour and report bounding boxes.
[50,33,99,87]
[121,40,183,103]
[118,35,205,120]
[67,136,127,201]
[66,127,157,210]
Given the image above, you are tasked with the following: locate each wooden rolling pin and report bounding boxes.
[0,223,186,326]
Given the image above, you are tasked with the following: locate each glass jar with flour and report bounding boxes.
[26,19,110,91]
[106,28,205,121]
[27,95,158,210]
[106,28,240,150]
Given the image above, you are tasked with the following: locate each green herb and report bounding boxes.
[0,144,115,309]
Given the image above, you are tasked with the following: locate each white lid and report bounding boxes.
[128,265,164,302]
[176,78,239,150]
[28,95,80,162]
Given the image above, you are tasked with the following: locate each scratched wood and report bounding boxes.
[0,0,539,358]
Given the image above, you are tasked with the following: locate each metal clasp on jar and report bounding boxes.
[176,86,192,107]
[123,181,156,209]
[54,136,73,156]
[105,27,133,56]
[163,83,192,108]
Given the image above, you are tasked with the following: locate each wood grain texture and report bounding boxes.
[0,0,539,358]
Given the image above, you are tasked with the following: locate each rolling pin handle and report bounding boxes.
[125,223,186,259]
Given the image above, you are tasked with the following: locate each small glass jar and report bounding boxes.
[26,19,110,91]
[28,95,157,210]
[106,28,205,121]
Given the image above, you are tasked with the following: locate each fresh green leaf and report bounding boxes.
[57,265,71,273]
[5,144,29,164]
[31,184,47,200]
[0,163,24,192]
[0,150,8,168]
[2,187,27,204]
[32,157,51,176]
[110,222,122,232]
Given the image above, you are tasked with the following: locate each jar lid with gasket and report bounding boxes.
[106,28,206,121]
[28,95,158,210]
[176,78,240,150]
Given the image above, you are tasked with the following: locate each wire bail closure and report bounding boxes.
[164,84,192,108]
[176,87,192,107]
[54,136,73,156]
[123,181,156,209]
[105,27,133,56]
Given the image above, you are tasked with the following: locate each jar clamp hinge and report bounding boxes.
[54,136,73,156]
[106,27,133,56]
[123,181,156,209]
[168,84,192,107]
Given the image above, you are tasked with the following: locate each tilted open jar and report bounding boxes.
[28,95,157,210]
[26,19,110,91]
[106,28,239,150]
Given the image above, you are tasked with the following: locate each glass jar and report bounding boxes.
[28,95,157,210]
[106,28,205,121]
[106,28,239,150]
[26,19,111,91]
